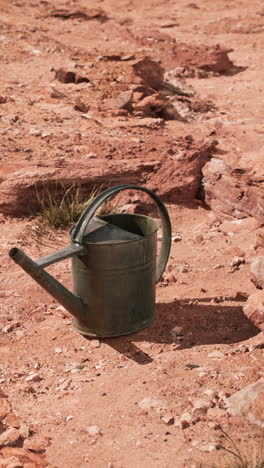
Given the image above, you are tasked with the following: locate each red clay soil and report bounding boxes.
[0,0,264,467]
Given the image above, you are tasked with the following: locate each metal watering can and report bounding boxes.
[9,185,171,337]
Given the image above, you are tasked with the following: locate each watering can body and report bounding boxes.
[9,185,171,338]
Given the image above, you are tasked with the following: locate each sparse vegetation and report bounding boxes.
[215,426,264,468]
[35,182,118,229]
[218,427,264,468]
[194,426,264,468]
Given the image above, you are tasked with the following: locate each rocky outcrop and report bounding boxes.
[243,291,264,332]
[104,58,212,121]
[132,58,164,91]
[250,257,264,290]
[148,138,218,202]
[0,394,48,466]
[0,159,157,216]
[0,137,218,216]
[226,379,264,427]
[202,158,264,223]
[48,7,108,21]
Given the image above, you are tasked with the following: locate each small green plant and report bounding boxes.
[35,182,117,229]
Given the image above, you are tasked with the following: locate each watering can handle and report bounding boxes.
[71,184,171,282]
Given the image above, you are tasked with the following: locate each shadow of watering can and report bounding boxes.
[9,185,171,337]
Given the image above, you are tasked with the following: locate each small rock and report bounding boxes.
[0,428,21,446]
[54,347,63,354]
[74,99,90,113]
[90,340,100,348]
[246,332,264,351]
[132,58,164,90]
[55,305,67,315]
[0,398,11,419]
[134,93,183,120]
[191,440,199,447]
[207,407,227,422]
[19,425,30,439]
[254,230,264,250]
[208,351,225,359]
[58,379,72,391]
[161,415,174,425]
[105,90,133,112]
[23,438,47,453]
[199,444,217,452]
[185,364,200,369]
[0,95,8,104]
[86,425,102,436]
[49,7,107,21]
[2,323,20,333]
[24,373,42,383]
[14,330,24,339]
[213,264,223,269]
[54,68,89,84]
[172,234,182,242]
[211,296,224,304]
[235,291,248,300]
[178,412,191,429]
[230,256,246,268]
[66,415,73,421]
[19,384,36,394]
[50,87,66,99]
[243,291,264,332]
[250,257,264,290]
[84,152,97,159]
[167,273,177,284]
[2,324,14,334]
[139,398,165,410]
[191,398,212,417]
[4,413,20,428]
[171,326,184,337]
[29,128,42,136]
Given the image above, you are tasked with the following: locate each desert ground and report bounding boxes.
[0,0,264,467]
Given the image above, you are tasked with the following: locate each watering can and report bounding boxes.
[9,185,171,337]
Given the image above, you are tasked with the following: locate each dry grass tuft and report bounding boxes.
[35,182,117,229]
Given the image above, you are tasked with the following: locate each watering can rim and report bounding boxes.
[69,212,159,246]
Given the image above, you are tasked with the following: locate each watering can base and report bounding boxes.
[72,316,155,338]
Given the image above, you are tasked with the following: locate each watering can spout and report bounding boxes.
[9,247,86,322]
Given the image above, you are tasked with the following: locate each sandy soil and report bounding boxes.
[0,0,264,467]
